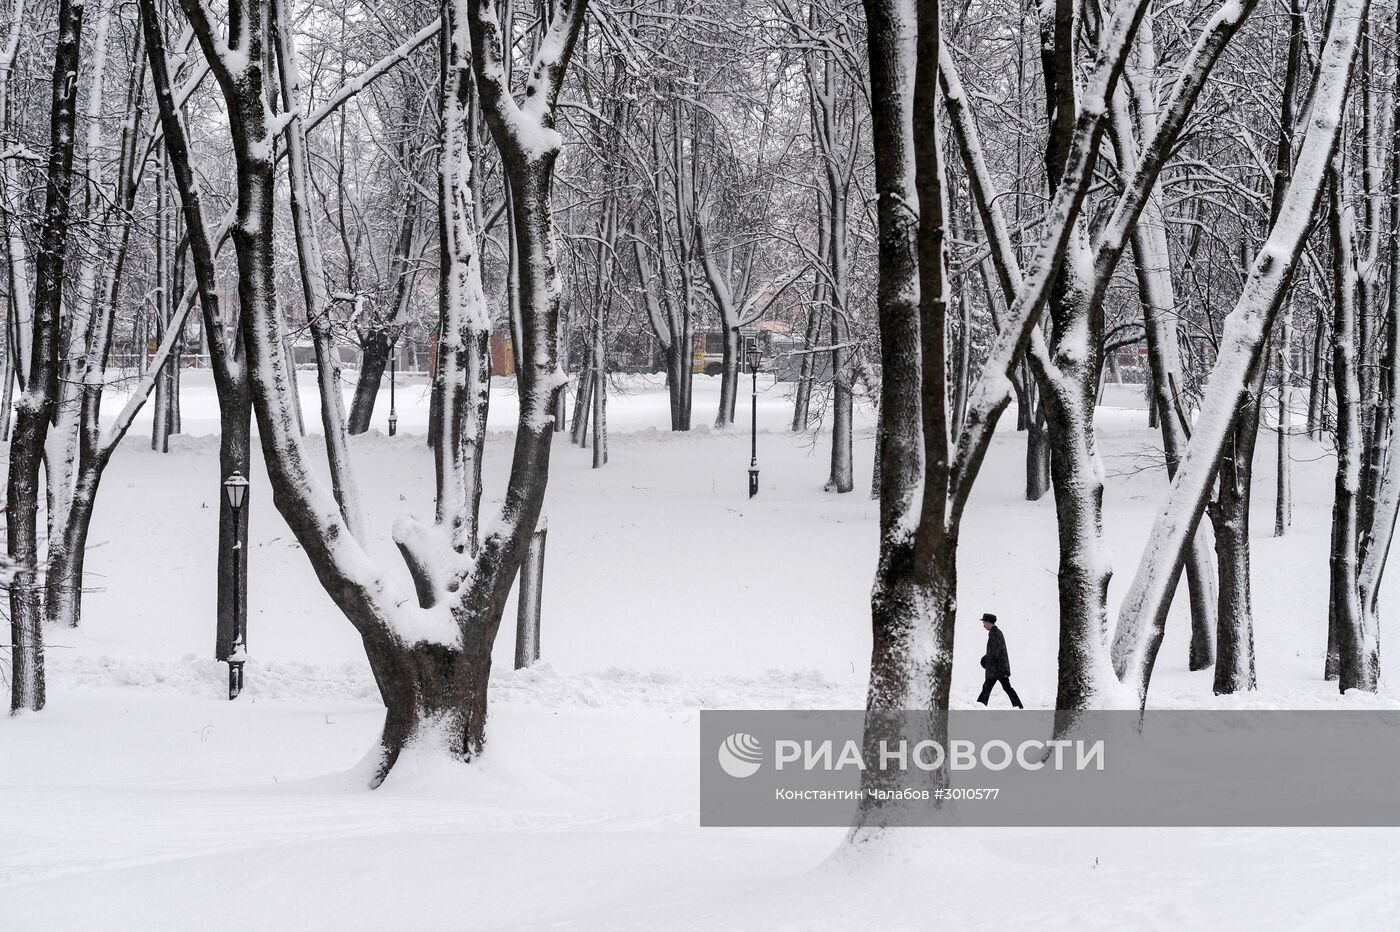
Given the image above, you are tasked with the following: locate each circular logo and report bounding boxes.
[718,732,763,778]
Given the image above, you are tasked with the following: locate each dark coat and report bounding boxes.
[982,626,1010,678]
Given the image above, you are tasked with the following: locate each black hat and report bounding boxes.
[981,613,997,624]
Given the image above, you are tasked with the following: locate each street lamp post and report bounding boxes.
[748,337,760,498]
[388,349,398,437]
[223,470,249,700]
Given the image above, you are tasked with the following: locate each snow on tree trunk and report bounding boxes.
[0,328,15,442]
[1111,0,1368,704]
[170,0,585,780]
[1032,0,1112,710]
[1025,405,1050,500]
[45,25,146,631]
[1209,0,1301,689]
[1325,167,1378,692]
[140,0,255,665]
[1207,365,1267,694]
[9,0,84,712]
[591,344,607,466]
[570,366,592,446]
[939,0,1201,715]
[851,0,1148,834]
[1125,193,1220,669]
[271,0,366,542]
[1096,1,1265,676]
[350,327,395,433]
[717,323,739,428]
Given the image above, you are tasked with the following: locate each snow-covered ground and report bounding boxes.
[2,373,1397,929]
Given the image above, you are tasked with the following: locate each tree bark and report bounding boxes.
[514,525,547,669]
[8,0,84,712]
[166,0,585,781]
[45,29,147,631]
[1025,402,1050,500]
[141,0,254,664]
[1110,0,1364,704]
[1326,167,1378,691]
[1208,385,1262,694]
[350,327,394,433]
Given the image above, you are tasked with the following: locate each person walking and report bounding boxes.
[976,613,1023,708]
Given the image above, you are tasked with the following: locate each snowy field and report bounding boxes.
[2,372,1398,930]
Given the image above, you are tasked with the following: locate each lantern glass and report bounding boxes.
[223,471,249,511]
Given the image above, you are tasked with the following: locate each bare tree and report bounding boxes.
[162,0,585,780]
[853,0,1149,832]
[7,0,84,712]
[1112,0,1369,703]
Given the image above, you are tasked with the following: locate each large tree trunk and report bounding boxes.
[853,0,952,832]
[1111,18,1226,673]
[817,61,853,492]
[1025,399,1050,500]
[826,318,854,491]
[635,229,691,432]
[1209,0,1300,687]
[44,30,146,631]
[9,0,84,712]
[570,364,592,445]
[716,324,739,428]
[668,341,690,430]
[851,0,1148,836]
[165,0,585,782]
[791,305,823,432]
[379,640,491,758]
[1037,0,1122,711]
[1208,378,1264,694]
[349,326,394,433]
[591,340,607,467]
[1326,168,1378,692]
[1043,384,1118,709]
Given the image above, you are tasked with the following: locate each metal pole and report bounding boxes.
[750,359,757,465]
[388,350,398,436]
[748,340,759,498]
[229,527,244,699]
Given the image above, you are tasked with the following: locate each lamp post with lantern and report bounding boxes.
[223,470,250,699]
